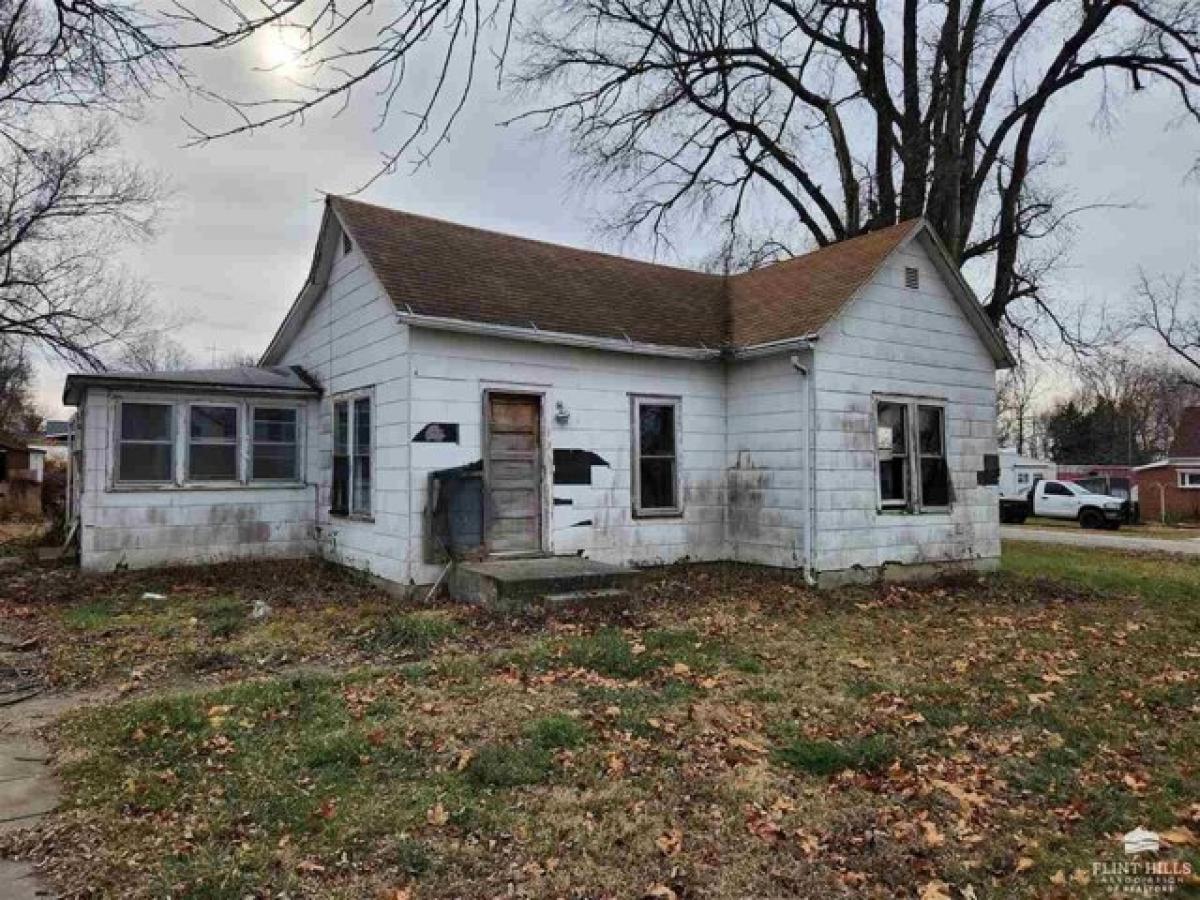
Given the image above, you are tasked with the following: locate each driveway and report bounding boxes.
[1002,526,1200,556]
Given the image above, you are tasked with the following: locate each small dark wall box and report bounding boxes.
[553,449,610,485]
[414,423,459,443]
[977,453,1000,486]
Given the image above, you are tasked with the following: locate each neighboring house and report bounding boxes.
[27,420,72,463]
[997,448,1057,499]
[1133,407,1200,523]
[0,431,45,517]
[62,197,1013,586]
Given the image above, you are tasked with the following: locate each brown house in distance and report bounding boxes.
[0,431,45,517]
[1133,407,1200,523]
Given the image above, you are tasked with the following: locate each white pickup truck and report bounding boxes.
[1000,479,1127,529]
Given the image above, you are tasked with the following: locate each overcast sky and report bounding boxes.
[32,27,1200,416]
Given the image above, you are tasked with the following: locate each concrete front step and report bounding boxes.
[448,557,638,610]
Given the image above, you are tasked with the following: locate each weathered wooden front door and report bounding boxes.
[484,392,542,554]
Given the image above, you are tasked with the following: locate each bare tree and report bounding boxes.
[0,339,40,432]
[997,362,1043,455]
[0,122,161,366]
[112,327,195,373]
[4,1,1196,356]
[1130,269,1200,385]
[510,0,1198,344]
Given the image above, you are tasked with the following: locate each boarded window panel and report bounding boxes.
[120,443,173,482]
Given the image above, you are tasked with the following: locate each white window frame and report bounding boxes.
[873,395,951,514]
[630,394,683,518]
[186,402,241,483]
[115,400,176,485]
[250,404,303,483]
[1178,470,1200,490]
[330,389,373,519]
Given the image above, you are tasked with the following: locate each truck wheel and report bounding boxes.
[1079,508,1103,530]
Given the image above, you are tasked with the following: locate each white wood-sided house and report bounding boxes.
[63,197,1013,589]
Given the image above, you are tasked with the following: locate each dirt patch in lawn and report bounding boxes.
[1,550,1199,898]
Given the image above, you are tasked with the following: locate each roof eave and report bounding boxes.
[396,310,724,360]
[63,374,320,406]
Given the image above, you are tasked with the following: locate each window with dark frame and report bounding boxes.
[118,402,174,483]
[188,405,239,481]
[1181,472,1200,489]
[252,408,298,480]
[1044,481,1072,496]
[331,394,371,517]
[875,398,950,513]
[633,397,681,516]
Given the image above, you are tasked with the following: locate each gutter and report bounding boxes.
[730,335,818,359]
[395,310,724,360]
[790,352,819,587]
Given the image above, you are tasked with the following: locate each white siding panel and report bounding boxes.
[407,329,729,581]
[812,238,1001,576]
[277,243,412,583]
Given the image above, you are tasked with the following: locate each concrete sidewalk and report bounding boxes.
[1002,526,1200,556]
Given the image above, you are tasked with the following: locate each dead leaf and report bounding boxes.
[315,798,337,820]
[426,803,449,827]
[921,820,945,848]
[378,889,413,900]
[655,828,683,857]
[1161,826,1197,846]
[847,657,873,670]
[1016,857,1035,873]
[919,880,952,900]
[672,662,691,676]
[296,859,326,875]
[455,750,474,772]
[643,886,677,900]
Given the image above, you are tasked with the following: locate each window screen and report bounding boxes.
[252,408,298,480]
[118,403,174,482]
[188,405,238,481]
[633,398,680,514]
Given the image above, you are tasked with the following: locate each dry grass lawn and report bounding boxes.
[0,545,1197,898]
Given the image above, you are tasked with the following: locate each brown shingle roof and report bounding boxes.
[1170,406,1200,457]
[332,197,926,350]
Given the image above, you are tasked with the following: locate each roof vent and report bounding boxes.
[904,266,920,290]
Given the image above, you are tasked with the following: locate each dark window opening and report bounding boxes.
[633,398,680,515]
